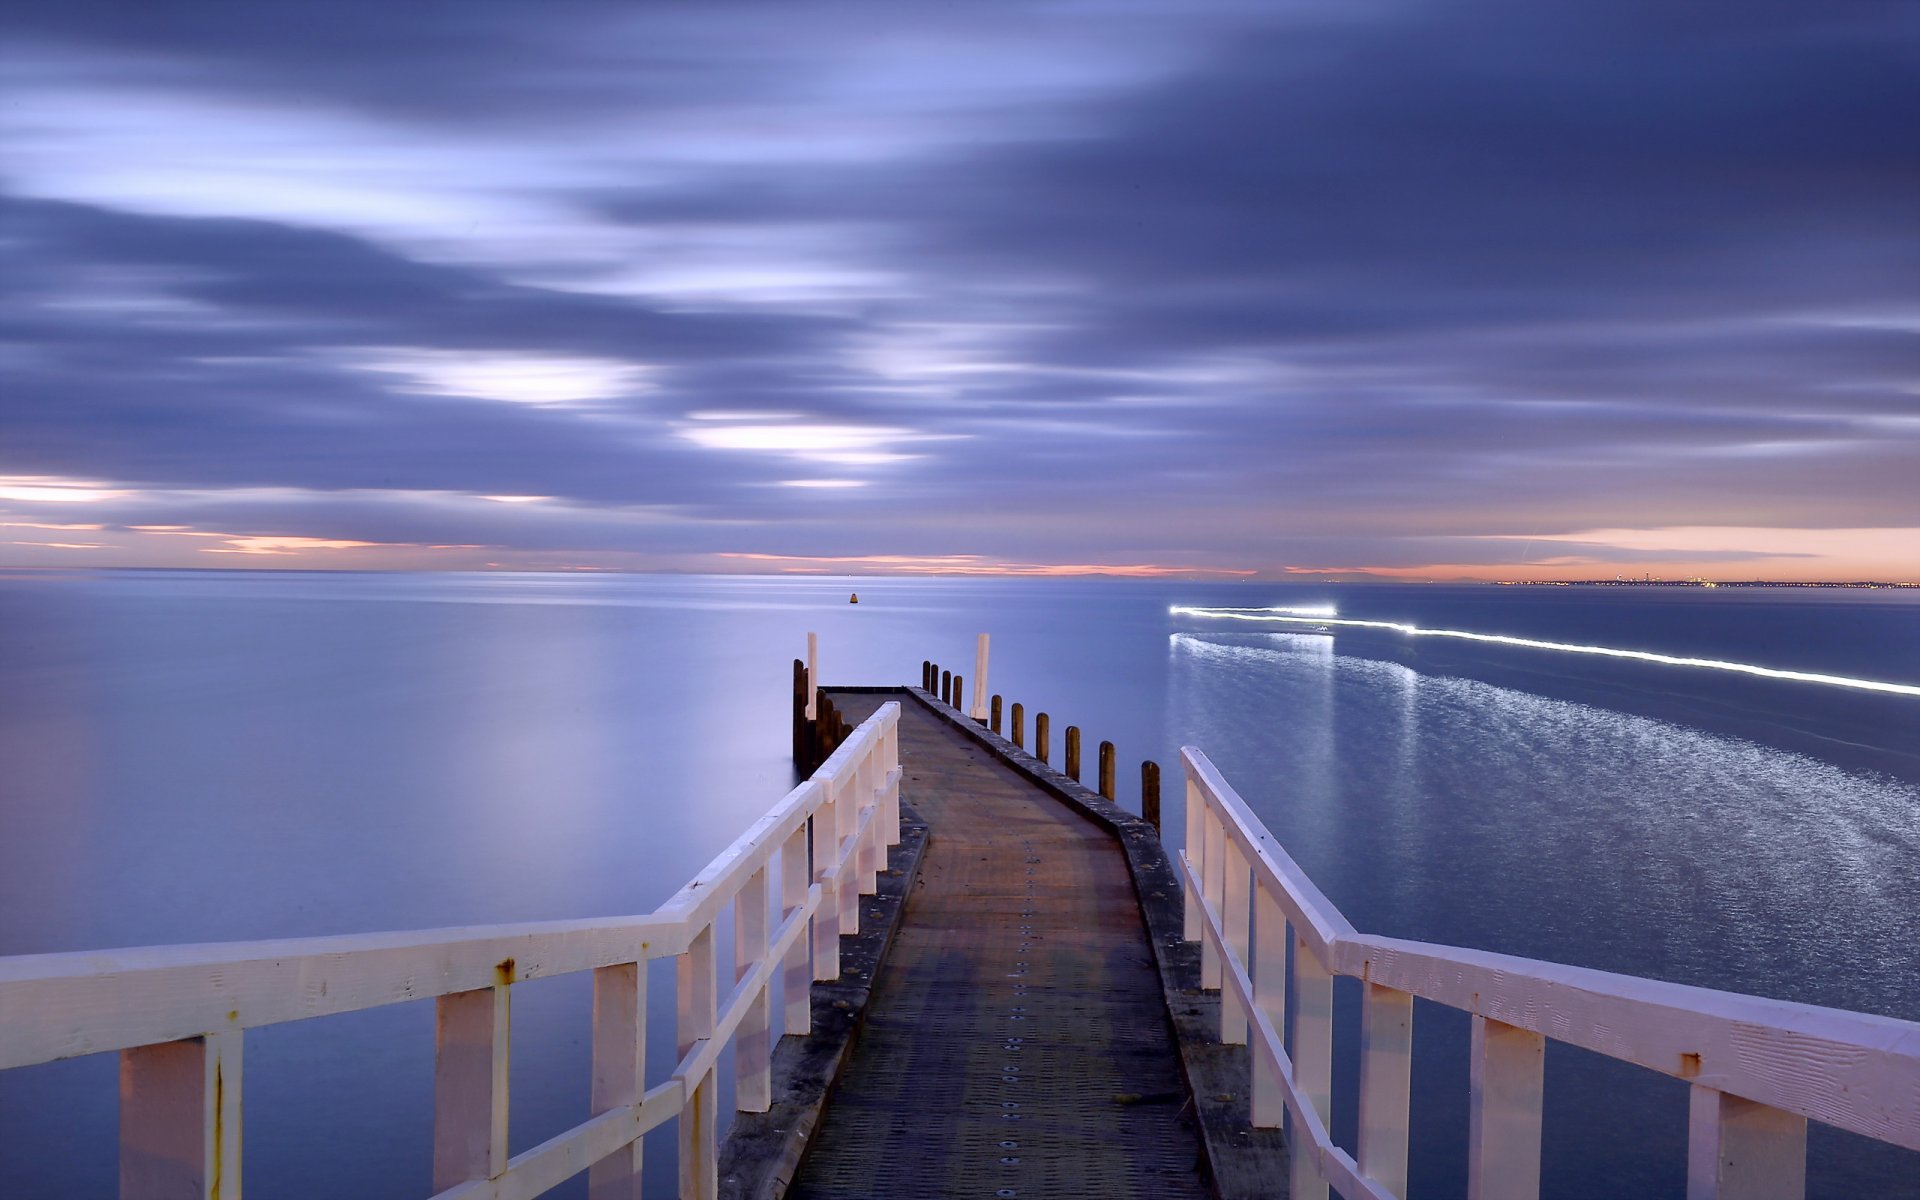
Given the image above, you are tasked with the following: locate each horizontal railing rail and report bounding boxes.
[1178,745,1920,1200]
[0,701,903,1200]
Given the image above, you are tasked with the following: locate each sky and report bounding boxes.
[2,0,1917,581]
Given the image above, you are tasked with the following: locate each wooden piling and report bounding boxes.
[1065,726,1082,781]
[941,670,951,705]
[922,661,932,691]
[990,694,1003,734]
[952,675,963,712]
[1098,741,1116,801]
[792,659,808,768]
[1142,761,1162,830]
[1011,703,1025,748]
[1035,713,1050,763]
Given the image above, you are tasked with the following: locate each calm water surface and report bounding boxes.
[1,570,1916,1197]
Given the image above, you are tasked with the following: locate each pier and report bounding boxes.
[3,634,1920,1198]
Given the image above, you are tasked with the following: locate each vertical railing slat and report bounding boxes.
[434,984,510,1190]
[1687,1085,1807,1200]
[781,821,813,1034]
[1200,808,1226,990]
[1250,886,1288,1127]
[1182,770,1205,944]
[677,924,718,1200]
[588,963,645,1200]
[1220,838,1251,1045]
[735,865,773,1112]
[812,793,840,981]
[119,1030,243,1200]
[1358,982,1414,1199]
[1291,933,1334,1200]
[1469,1014,1544,1200]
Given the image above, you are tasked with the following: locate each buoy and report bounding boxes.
[849,592,860,604]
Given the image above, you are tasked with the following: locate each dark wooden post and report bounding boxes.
[1011,703,1025,748]
[990,694,1003,734]
[1141,761,1162,830]
[1098,741,1116,801]
[941,670,951,705]
[1065,726,1082,781]
[922,660,932,691]
[1035,713,1050,763]
[952,675,963,712]
[792,658,808,768]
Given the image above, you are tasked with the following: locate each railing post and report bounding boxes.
[990,694,1002,734]
[735,865,773,1112]
[434,984,510,1190]
[952,674,963,713]
[589,963,645,1199]
[119,1031,243,1200]
[1687,1086,1807,1200]
[941,670,951,705]
[970,632,989,721]
[1035,713,1050,763]
[1200,807,1225,989]
[678,924,718,1200]
[882,713,901,845]
[1065,726,1082,781]
[836,770,860,934]
[1292,935,1334,1200]
[1221,839,1251,1044]
[781,822,813,1033]
[1141,760,1161,830]
[921,660,932,691]
[1358,984,1414,1199]
[812,797,841,980]
[1250,887,1287,1127]
[1098,741,1116,800]
[1182,768,1205,943]
[1468,1015,1544,1200]
[1010,702,1025,748]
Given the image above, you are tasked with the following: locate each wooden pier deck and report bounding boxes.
[786,691,1209,1199]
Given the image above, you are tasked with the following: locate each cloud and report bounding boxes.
[1,0,1917,577]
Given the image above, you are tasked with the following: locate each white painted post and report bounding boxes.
[1291,934,1334,1200]
[805,632,818,721]
[970,633,989,721]
[434,985,510,1190]
[1221,839,1251,1045]
[1468,1015,1544,1200]
[1687,1086,1807,1200]
[780,823,813,1033]
[836,772,859,935]
[1358,983,1414,1199]
[1200,809,1226,990]
[881,718,901,846]
[588,963,645,1200]
[119,1031,242,1200]
[1183,772,1205,943]
[1250,886,1288,1128]
[680,1070,717,1200]
[677,924,718,1200]
[735,866,773,1113]
[856,751,879,896]
[812,798,841,981]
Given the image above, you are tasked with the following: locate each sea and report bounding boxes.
[1,569,1916,1198]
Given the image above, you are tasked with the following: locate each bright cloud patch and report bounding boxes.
[351,350,649,408]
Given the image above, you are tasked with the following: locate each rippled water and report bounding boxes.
[1,571,1915,1196]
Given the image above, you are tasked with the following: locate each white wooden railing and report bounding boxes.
[1179,746,1920,1200]
[0,702,902,1200]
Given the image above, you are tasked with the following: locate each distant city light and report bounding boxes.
[1168,605,1920,698]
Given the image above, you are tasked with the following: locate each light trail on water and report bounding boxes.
[1168,605,1920,699]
